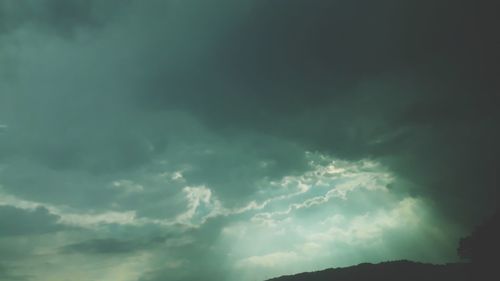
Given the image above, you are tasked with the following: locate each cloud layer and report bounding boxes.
[0,1,498,280]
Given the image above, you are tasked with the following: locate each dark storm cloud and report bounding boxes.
[0,1,498,279]
[0,206,64,236]
[144,0,498,137]
[137,0,499,224]
[0,0,495,224]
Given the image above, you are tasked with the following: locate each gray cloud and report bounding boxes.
[137,0,499,223]
[0,1,497,280]
[0,0,127,38]
[62,238,144,255]
[0,206,64,237]
[0,263,30,281]
[137,217,233,281]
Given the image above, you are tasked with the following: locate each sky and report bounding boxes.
[0,1,499,281]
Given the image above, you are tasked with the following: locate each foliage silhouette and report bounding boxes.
[458,209,500,264]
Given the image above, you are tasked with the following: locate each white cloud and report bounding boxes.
[175,185,224,225]
[58,210,138,228]
[247,155,395,225]
[171,171,184,181]
[237,251,300,269]
[111,179,144,193]
[0,189,141,228]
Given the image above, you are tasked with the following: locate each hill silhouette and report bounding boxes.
[266,209,500,281]
[267,261,469,281]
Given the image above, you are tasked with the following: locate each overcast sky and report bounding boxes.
[0,1,499,281]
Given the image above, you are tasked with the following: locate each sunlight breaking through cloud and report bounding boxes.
[216,153,455,280]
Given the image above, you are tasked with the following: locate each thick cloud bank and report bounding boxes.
[0,1,498,280]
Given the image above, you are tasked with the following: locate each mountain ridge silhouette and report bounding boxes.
[265,260,470,281]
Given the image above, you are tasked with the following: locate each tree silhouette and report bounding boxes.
[457,209,500,266]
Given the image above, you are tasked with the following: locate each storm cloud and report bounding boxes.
[0,1,498,280]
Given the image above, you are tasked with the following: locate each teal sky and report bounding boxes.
[0,1,498,281]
